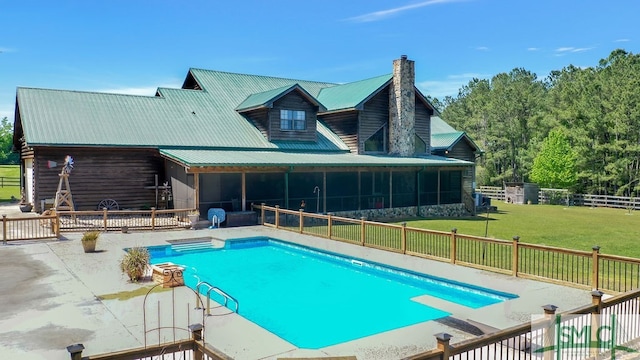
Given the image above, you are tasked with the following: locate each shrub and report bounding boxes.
[120,247,150,282]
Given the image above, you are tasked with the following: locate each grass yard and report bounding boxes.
[0,165,20,202]
[402,202,640,258]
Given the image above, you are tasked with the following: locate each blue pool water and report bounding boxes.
[148,237,517,349]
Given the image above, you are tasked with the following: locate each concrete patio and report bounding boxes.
[0,204,596,360]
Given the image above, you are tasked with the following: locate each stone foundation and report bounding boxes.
[333,203,468,220]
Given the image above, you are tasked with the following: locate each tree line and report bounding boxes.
[439,49,640,196]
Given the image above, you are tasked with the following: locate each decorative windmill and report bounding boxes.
[53,155,75,211]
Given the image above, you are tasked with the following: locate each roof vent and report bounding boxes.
[401,55,408,60]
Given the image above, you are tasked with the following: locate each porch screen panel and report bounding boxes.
[288,172,324,212]
[199,173,242,212]
[440,170,462,204]
[392,171,416,207]
[360,171,389,209]
[420,170,438,205]
[245,173,285,208]
[326,172,358,212]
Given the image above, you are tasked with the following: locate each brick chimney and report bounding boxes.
[389,55,416,156]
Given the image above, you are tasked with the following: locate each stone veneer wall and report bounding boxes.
[388,55,416,156]
[333,203,468,221]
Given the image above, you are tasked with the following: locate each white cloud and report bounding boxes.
[94,82,182,96]
[346,0,465,23]
[555,46,594,54]
[475,46,489,51]
[0,47,15,53]
[527,47,540,51]
[0,104,14,123]
[417,72,491,99]
[614,38,630,42]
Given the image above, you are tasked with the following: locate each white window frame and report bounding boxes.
[280,110,306,131]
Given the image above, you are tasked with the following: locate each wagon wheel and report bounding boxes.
[98,199,119,210]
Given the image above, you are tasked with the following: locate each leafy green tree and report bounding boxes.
[530,129,577,189]
[0,117,19,165]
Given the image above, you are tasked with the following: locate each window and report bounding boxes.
[415,135,427,154]
[364,126,386,152]
[280,110,306,130]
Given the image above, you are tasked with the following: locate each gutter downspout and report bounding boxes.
[285,166,293,209]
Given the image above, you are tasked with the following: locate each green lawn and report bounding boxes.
[401,202,640,258]
[0,165,20,202]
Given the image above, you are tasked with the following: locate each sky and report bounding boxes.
[1,0,639,123]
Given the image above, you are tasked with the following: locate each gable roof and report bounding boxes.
[430,116,481,152]
[317,74,392,112]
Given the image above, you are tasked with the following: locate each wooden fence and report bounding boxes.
[406,288,640,359]
[256,204,640,293]
[1,208,194,243]
[66,325,232,360]
[478,186,640,210]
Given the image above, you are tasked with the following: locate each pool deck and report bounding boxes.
[0,208,597,359]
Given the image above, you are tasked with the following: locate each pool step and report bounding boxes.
[172,242,219,252]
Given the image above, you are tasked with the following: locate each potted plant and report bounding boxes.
[81,230,100,253]
[120,247,150,282]
[18,188,33,213]
[188,210,200,229]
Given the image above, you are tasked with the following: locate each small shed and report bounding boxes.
[504,182,539,204]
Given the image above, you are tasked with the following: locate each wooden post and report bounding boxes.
[275,205,280,228]
[450,228,457,264]
[261,203,266,225]
[103,208,108,231]
[435,333,452,359]
[327,213,333,239]
[55,212,61,238]
[401,222,407,254]
[542,304,558,360]
[2,214,6,244]
[66,344,84,360]
[299,208,304,233]
[360,217,366,246]
[590,290,604,358]
[151,207,156,230]
[592,246,600,290]
[188,324,203,360]
[512,236,520,277]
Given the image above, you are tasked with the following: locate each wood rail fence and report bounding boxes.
[256,204,640,293]
[478,185,640,210]
[1,208,195,243]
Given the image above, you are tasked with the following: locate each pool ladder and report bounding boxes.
[195,281,239,315]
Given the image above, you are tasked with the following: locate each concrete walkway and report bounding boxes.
[0,208,596,360]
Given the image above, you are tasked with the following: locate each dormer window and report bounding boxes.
[280,110,306,130]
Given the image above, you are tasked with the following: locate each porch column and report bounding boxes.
[437,169,441,205]
[358,170,362,210]
[416,170,421,216]
[194,173,200,210]
[322,171,327,213]
[389,170,393,208]
[284,172,289,209]
[241,172,246,211]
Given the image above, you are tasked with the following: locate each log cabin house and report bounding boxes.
[12,56,480,220]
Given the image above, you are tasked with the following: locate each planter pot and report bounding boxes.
[19,204,33,213]
[82,240,97,253]
[188,214,199,229]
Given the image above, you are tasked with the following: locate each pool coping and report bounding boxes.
[0,226,595,360]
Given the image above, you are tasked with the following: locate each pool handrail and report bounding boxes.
[196,281,240,315]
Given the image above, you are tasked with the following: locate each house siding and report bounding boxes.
[415,101,431,155]
[320,111,359,153]
[32,147,163,212]
[242,108,270,139]
[269,92,317,142]
[359,87,390,154]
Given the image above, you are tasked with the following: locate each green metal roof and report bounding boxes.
[160,148,472,168]
[235,84,324,112]
[430,116,482,152]
[317,74,392,111]
[17,70,348,151]
[431,132,465,150]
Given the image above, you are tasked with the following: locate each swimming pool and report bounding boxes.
[148,237,517,349]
